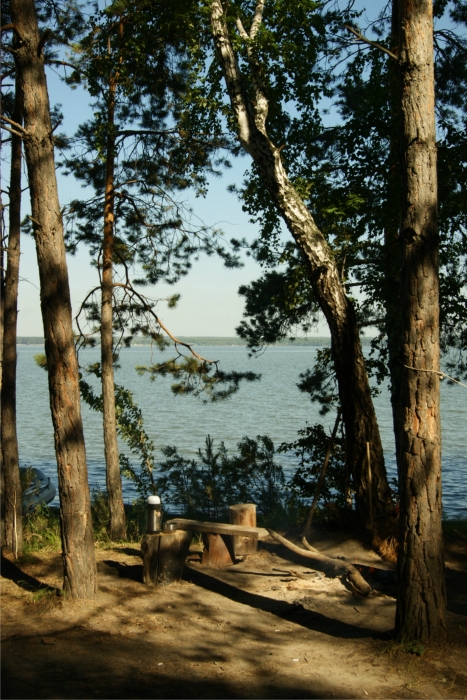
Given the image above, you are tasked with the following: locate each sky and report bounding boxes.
[8,0,391,339]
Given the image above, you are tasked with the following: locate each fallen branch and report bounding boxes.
[301,538,320,554]
[272,567,307,580]
[267,529,371,596]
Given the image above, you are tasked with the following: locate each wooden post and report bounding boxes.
[228,503,257,556]
[141,530,192,586]
[201,533,235,567]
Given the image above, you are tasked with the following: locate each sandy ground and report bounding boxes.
[1,530,466,699]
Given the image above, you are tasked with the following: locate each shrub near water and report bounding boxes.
[23,504,61,553]
[156,435,291,523]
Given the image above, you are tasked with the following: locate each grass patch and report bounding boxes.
[21,492,146,553]
[376,635,426,660]
[28,587,65,615]
[23,505,61,553]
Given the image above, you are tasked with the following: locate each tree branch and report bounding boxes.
[1,114,26,134]
[250,0,265,40]
[0,124,24,139]
[112,283,216,365]
[344,25,397,61]
[359,318,385,327]
[46,59,80,71]
[115,128,176,138]
[235,1,268,134]
[37,28,52,57]
[211,0,253,150]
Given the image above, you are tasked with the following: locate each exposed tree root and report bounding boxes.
[267,529,371,596]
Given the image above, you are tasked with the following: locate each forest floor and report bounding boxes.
[1,528,466,699]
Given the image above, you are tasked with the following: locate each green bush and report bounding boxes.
[279,423,347,512]
[156,435,288,521]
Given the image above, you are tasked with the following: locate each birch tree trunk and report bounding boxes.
[101,71,127,541]
[394,0,446,641]
[9,0,97,597]
[210,0,393,526]
[1,74,23,555]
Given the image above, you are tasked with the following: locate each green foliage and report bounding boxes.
[279,421,347,510]
[21,491,149,550]
[157,426,348,525]
[236,244,320,353]
[223,435,287,516]
[136,355,260,402]
[62,0,239,281]
[296,348,339,416]
[156,435,287,521]
[33,353,47,369]
[79,365,157,504]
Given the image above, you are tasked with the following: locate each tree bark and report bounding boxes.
[394,0,446,641]
[1,73,23,555]
[210,0,393,527]
[101,65,126,541]
[9,0,97,597]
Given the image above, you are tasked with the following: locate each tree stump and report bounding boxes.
[141,530,192,586]
[229,503,258,557]
[201,533,235,567]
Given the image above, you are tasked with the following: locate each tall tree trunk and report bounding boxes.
[383,1,405,492]
[1,74,23,555]
[10,0,97,597]
[211,0,393,526]
[0,149,5,548]
[101,69,127,541]
[394,0,446,641]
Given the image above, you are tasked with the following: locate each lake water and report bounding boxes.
[16,344,466,519]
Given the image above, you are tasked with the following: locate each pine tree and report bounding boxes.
[5,0,97,597]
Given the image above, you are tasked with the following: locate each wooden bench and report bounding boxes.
[141,506,266,581]
[165,505,268,567]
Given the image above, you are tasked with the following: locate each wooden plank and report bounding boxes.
[164,518,269,540]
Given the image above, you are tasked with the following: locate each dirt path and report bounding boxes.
[2,532,466,699]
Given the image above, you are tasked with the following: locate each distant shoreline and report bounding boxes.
[16,335,378,347]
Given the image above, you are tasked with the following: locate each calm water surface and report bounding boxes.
[16,344,466,518]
